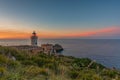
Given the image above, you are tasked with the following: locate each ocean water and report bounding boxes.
[0,39,120,69]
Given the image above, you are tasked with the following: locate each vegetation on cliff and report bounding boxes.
[0,46,120,80]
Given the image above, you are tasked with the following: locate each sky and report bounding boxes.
[0,0,120,39]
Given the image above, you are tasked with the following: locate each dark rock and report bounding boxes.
[53,44,64,52]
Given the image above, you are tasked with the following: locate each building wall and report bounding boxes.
[31,36,38,46]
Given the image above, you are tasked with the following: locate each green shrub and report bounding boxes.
[7,60,20,69]
[6,73,22,80]
[0,54,8,65]
[101,69,119,78]
[24,66,48,76]
[21,60,36,65]
[69,70,79,79]
[0,67,6,77]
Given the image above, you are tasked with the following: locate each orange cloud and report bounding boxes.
[0,31,30,39]
[0,30,64,39]
[60,26,120,38]
[0,26,120,39]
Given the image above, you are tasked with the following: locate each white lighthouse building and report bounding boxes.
[31,31,38,46]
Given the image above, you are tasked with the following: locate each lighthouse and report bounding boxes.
[31,31,38,46]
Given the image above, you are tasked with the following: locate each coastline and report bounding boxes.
[0,39,120,69]
[0,46,120,80]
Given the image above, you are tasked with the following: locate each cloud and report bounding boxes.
[0,25,120,39]
[87,26,120,38]
[62,26,120,38]
[0,31,31,39]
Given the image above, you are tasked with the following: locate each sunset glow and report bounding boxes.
[0,0,120,39]
[0,26,120,39]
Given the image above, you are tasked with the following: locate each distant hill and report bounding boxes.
[0,46,120,80]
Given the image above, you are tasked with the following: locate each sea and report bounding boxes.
[0,39,120,69]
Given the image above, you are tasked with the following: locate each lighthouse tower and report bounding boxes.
[31,31,38,46]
